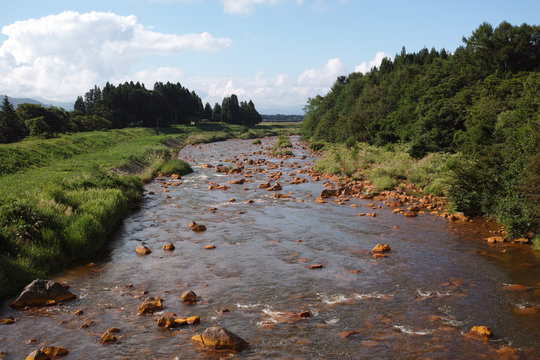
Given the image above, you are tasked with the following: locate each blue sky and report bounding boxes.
[1,0,539,113]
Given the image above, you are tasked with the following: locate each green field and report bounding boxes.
[0,122,300,297]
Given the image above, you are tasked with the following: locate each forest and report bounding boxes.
[0,81,262,143]
[302,21,540,238]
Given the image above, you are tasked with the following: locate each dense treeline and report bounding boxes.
[302,21,540,238]
[263,114,304,122]
[0,81,262,143]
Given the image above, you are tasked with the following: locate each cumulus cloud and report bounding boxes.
[0,11,231,101]
[219,0,278,14]
[354,51,391,74]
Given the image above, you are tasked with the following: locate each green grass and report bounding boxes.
[313,142,457,194]
[274,135,293,149]
[0,122,300,297]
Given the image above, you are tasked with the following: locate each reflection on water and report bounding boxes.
[1,137,539,359]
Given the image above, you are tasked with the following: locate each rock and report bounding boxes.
[182,290,197,303]
[191,326,248,351]
[162,243,175,251]
[372,253,388,258]
[136,245,151,255]
[25,350,50,360]
[10,279,76,309]
[502,284,528,291]
[403,211,417,218]
[157,316,178,328]
[204,245,216,250]
[267,183,282,191]
[99,332,117,344]
[315,197,326,203]
[486,236,505,243]
[74,309,84,316]
[227,179,245,185]
[496,346,521,359]
[187,315,201,324]
[513,306,539,315]
[189,222,207,232]
[512,237,530,244]
[0,317,14,325]
[372,243,391,253]
[320,188,338,198]
[465,326,493,340]
[308,264,324,269]
[339,330,360,339]
[137,297,164,315]
[385,199,402,207]
[107,327,121,333]
[40,346,69,357]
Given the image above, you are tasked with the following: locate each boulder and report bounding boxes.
[162,243,175,251]
[320,189,338,198]
[25,350,50,360]
[182,290,197,303]
[486,236,505,243]
[189,222,207,232]
[191,326,248,351]
[40,346,68,357]
[465,326,493,340]
[137,297,164,315]
[157,316,178,328]
[136,245,151,255]
[372,243,391,253]
[99,332,117,344]
[10,279,76,309]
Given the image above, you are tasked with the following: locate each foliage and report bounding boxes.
[274,135,293,148]
[302,21,540,237]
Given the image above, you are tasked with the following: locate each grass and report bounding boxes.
[274,135,293,149]
[313,142,457,195]
[0,122,300,297]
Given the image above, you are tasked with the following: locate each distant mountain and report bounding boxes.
[1,95,74,110]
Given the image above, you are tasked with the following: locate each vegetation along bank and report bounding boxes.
[302,21,540,245]
[0,122,300,297]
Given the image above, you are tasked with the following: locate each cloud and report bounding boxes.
[0,11,231,101]
[219,0,278,14]
[297,58,346,87]
[354,51,390,74]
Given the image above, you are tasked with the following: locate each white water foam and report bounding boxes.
[393,325,432,335]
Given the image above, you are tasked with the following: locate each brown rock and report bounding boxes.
[372,253,388,258]
[40,346,69,357]
[512,306,539,315]
[258,182,270,189]
[99,332,117,344]
[204,245,216,250]
[162,243,175,251]
[157,316,178,328]
[25,350,50,360]
[137,297,164,315]
[10,279,76,309]
[182,290,197,303]
[403,211,417,218]
[74,309,84,316]
[339,330,360,339]
[267,183,282,191]
[228,179,245,185]
[512,237,531,244]
[136,245,151,255]
[372,243,391,253]
[107,327,121,334]
[465,326,493,340]
[496,346,520,360]
[191,326,248,351]
[320,188,338,198]
[189,222,207,232]
[315,197,326,203]
[502,284,528,291]
[0,317,14,325]
[308,264,324,269]
[486,236,505,243]
[187,315,201,324]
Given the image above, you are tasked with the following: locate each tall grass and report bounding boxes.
[313,142,457,195]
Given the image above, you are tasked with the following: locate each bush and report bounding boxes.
[274,135,292,148]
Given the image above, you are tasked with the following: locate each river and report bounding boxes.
[1,136,539,359]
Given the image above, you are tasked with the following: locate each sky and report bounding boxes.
[0,0,539,114]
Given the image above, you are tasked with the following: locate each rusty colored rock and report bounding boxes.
[136,245,151,255]
[0,317,14,325]
[182,290,197,303]
[403,211,418,218]
[157,316,177,328]
[503,284,528,291]
[187,315,201,324]
[40,346,68,357]
[191,326,248,351]
[74,309,84,316]
[513,306,539,315]
[162,243,175,251]
[189,222,207,232]
[10,279,76,309]
[267,183,282,191]
[227,179,245,185]
[465,326,493,340]
[99,332,117,344]
[372,243,391,253]
[339,331,360,339]
[258,182,270,189]
[25,350,50,360]
[486,236,506,243]
[204,245,216,250]
[308,264,324,269]
[137,297,164,315]
[315,197,326,203]
[372,253,388,258]
[107,327,121,334]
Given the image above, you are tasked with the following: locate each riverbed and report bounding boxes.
[1,136,539,359]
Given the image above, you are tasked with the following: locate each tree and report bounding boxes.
[74,96,86,115]
[0,96,27,143]
[212,103,222,122]
[204,102,212,120]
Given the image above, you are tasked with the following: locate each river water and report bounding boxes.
[1,136,539,359]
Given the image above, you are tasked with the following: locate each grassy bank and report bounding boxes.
[312,141,539,244]
[0,122,300,297]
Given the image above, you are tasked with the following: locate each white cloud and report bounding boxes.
[0,11,231,101]
[219,0,278,14]
[298,58,346,87]
[354,51,390,74]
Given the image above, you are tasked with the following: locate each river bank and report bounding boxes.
[0,123,300,297]
[1,136,539,359]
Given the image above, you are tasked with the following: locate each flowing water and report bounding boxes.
[1,137,539,359]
